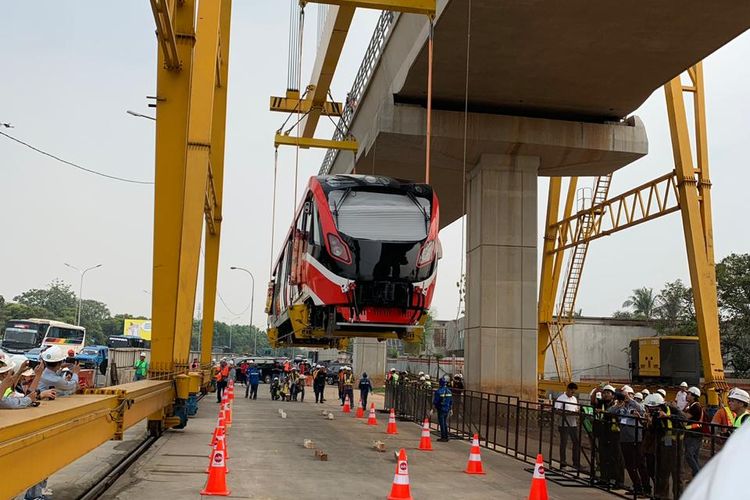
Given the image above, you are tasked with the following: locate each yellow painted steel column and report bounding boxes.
[201,0,233,369]
[173,0,223,371]
[150,0,197,379]
[664,75,725,404]
[537,177,577,380]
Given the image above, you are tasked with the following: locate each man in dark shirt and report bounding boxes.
[683,386,704,478]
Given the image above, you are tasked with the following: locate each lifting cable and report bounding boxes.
[294,4,306,207]
[424,15,435,184]
[456,0,471,321]
[270,147,280,276]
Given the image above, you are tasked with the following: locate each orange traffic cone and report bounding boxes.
[464,434,486,474]
[210,408,226,447]
[386,408,398,435]
[227,381,234,401]
[355,403,364,418]
[205,434,230,473]
[223,396,232,427]
[387,449,413,500]
[528,454,548,500]
[201,433,231,495]
[418,418,433,451]
[343,395,351,413]
[367,403,377,426]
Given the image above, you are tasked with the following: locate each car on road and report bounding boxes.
[76,345,109,375]
[325,363,345,385]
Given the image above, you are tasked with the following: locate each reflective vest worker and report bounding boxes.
[215,360,229,403]
[134,353,148,381]
[728,388,750,428]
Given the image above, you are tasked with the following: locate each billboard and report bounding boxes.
[123,319,152,340]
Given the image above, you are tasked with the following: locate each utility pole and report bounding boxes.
[64,263,102,325]
[230,266,256,355]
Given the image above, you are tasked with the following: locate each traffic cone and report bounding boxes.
[205,434,230,473]
[201,433,230,495]
[418,418,433,451]
[355,403,364,418]
[464,434,486,474]
[343,394,351,413]
[367,403,377,426]
[223,395,232,427]
[387,449,413,500]
[528,454,548,499]
[210,408,226,447]
[386,408,398,435]
[227,380,234,401]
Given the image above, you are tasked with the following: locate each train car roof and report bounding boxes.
[315,174,432,194]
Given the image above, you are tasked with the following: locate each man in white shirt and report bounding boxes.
[675,381,689,410]
[554,382,581,469]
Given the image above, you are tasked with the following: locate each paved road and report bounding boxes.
[100,385,613,499]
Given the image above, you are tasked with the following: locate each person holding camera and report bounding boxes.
[608,386,649,496]
[593,385,625,489]
[642,392,684,500]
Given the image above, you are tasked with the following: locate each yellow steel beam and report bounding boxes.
[537,179,577,378]
[274,132,358,151]
[664,69,726,403]
[150,0,197,378]
[548,172,680,254]
[174,0,224,369]
[303,0,436,15]
[202,0,233,369]
[299,5,356,139]
[270,89,343,116]
[0,381,174,499]
[149,0,180,70]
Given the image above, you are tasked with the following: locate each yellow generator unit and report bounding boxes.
[630,336,700,385]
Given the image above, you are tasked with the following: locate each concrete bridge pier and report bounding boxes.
[465,154,539,401]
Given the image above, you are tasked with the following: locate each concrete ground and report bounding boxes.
[98,385,613,500]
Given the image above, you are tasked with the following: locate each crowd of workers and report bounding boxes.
[0,346,82,499]
[553,381,750,498]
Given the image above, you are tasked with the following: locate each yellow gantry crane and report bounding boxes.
[538,63,727,405]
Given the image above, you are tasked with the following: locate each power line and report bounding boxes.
[0,130,154,185]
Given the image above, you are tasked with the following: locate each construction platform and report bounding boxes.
[70,386,613,499]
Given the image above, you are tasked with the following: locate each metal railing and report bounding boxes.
[385,383,734,499]
[319,10,396,175]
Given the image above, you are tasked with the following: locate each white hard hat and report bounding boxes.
[602,384,615,393]
[418,371,424,376]
[644,393,665,407]
[657,388,667,398]
[688,386,701,397]
[680,381,688,388]
[728,388,750,404]
[0,359,15,374]
[642,389,650,395]
[457,374,463,378]
[634,392,644,401]
[419,376,425,381]
[621,385,634,394]
[140,352,147,357]
[390,368,396,372]
[41,345,67,363]
[424,374,430,380]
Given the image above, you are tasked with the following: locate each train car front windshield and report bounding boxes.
[323,183,435,283]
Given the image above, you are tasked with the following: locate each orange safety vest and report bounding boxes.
[214,365,229,381]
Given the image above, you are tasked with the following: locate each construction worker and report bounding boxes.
[246,362,260,400]
[1,360,48,409]
[634,392,644,403]
[683,386,704,478]
[289,367,301,401]
[727,388,750,428]
[642,392,683,500]
[38,345,80,395]
[594,385,625,489]
[338,367,345,405]
[432,377,453,442]
[609,386,648,496]
[342,366,355,407]
[313,365,327,403]
[675,381,689,410]
[358,372,373,409]
[270,376,280,400]
[214,359,229,403]
[133,352,148,381]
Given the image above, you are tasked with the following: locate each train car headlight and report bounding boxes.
[417,240,436,267]
[327,233,352,264]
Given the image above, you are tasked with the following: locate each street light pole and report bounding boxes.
[64,263,103,326]
[230,266,256,355]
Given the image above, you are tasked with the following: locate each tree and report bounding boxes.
[79,299,111,345]
[621,287,657,320]
[716,253,750,376]
[14,280,77,322]
[654,279,696,336]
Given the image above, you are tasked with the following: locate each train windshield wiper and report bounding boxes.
[332,188,352,225]
[407,192,429,232]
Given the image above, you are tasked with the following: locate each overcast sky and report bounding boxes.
[1,3,749,329]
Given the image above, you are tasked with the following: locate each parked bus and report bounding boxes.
[0,318,86,354]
